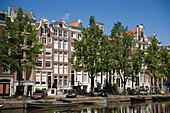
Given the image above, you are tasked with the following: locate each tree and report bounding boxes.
[131,47,144,88]
[159,48,170,83]
[144,37,161,93]
[0,7,43,96]
[69,16,106,94]
[110,21,133,92]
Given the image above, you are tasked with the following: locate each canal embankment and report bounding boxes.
[0,94,170,109]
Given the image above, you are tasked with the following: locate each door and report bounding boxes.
[0,83,10,96]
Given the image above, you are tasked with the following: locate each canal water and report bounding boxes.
[0,101,170,113]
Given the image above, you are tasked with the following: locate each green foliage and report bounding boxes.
[110,21,133,90]
[69,16,108,93]
[0,7,43,86]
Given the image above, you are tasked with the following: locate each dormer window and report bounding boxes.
[44,24,47,28]
[59,23,62,28]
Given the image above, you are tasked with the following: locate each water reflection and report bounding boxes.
[0,101,170,113]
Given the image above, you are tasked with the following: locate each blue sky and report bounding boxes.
[1,0,170,46]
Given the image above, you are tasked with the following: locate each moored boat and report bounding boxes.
[27,100,78,108]
[130,97,146,102]
[152,96,170,101]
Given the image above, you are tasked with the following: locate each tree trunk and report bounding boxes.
[132,73,134,88]
[123,75,126,93]
[91,73,94,94]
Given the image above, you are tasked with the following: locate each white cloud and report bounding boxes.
[62,13,70,21]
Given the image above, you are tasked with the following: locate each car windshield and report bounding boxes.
[139,89,144,91]
[132,89,135,91]
[35,90,44,93]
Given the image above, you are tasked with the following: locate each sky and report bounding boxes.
[1,0,170,46]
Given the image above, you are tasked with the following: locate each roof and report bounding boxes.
[68,20,79,26]
[12,7,35,21]
[126,29,137,36]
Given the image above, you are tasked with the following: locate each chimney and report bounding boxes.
[8,6,10,16]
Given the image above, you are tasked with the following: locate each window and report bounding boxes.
[64,31,67,38]
[138,36,141,41]
[135,42,138,47]
[59,30,63,37]
[145,73,148,83]
[59,64,63,74]
[64,52,68,62]
[128,79,131,86]
[83,71,88,83]
[42,72,46,84]
[54,51,58,61]
[59,52,63,61]
[59,76,62,85]
[71,70,75,85]
[64,40,68,50]
[36,71,40,84]
[59,40,63,49]
[140,72,144,83]
[77,71,82,83]
[46,47,52,56]
[37,36,40,42]
[3,66,10,73]
[59,23,62,27]
[71,32,76,38]
[54,76,57,87]
[54,39,58,49]
[64,76,68,86]
[36,58,42,67]
[71,43,74,51]
[54,64,58,74]
[45,58,51,67]
[54,29,57,36]
[42,28,47,34]
[49,37,52,43]
[42,37,46,44]
[64,64,68,74]
[78,34,81,40]
[143,44,145,49]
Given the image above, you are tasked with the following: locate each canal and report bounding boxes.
[0,101,170,113]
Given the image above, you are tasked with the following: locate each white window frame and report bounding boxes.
[54,51,58,61]
[64,76,68,86]
[71,32,76,38]
[42,72,46,85]
[78,34,81,40]
[49,37,52,43]
[64,64,68,74]
[59,30,63,37]
[3,66,10,73]
[59,40,63,49]
[42,37,47,44]
[77,71,82,83]
[64,30,68,38]
[36,71,40,84]
[45,58,51,68]
[54,39,58,49]
[46,47,52,56]
[59,76,62,86]
[59,52,63,62]
[64,40,68,50]
[54,29,57,36]
[59,64,63,74]
[54,64,58,74]
[64,52,68,62]
[83,71,88,83]
[36,58,43,67]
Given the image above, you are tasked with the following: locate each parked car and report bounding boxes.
[98,89,108,97]
[137,89,148,95]
[31,90,47,99]
[66,89,77,98]
[128,89,138,95]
